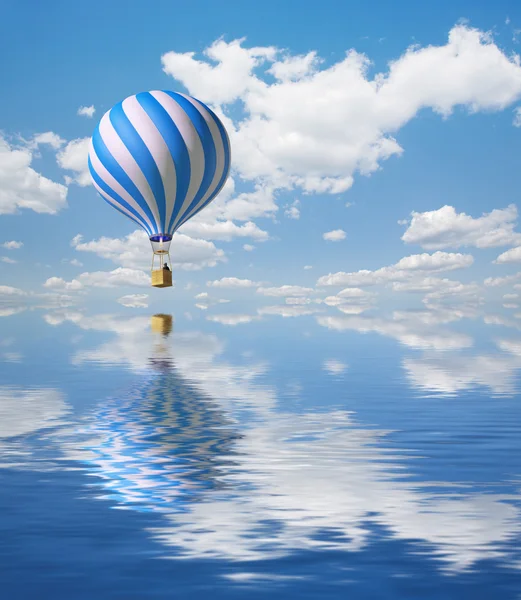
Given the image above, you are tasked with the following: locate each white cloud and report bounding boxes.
[214,183,278,222]
[514,106,521,127]
[395,252,473,271]
[243,244,255,252]
[257,285,314,297]
[72,230,225,271]
[324,287,374,301]
[494,245,521,264]
[323,287,376,314]
[484,272,521,287]
[401,204,521,250]
[194,292,230,310]
[77,105,96,118]
[117,294,149,308]
[0,135,68,215]
[0,308,26,317]
[56,137,90,186]
[323,229,346,242]
[31,132,66,150]
[325,302,370,315]
[304,265,313,270]
[170,177,275,240]
[78,268,150,288]
[1,257,16,264]
[44,268,150,290]
[267,51,320,81]
[43,276,84,291]
[284,199,300,220]
[178,219,269,241]
[71,234,82,247]
[337,287,373,299]
[317,252,473,287]
[0,285,26,297]
[162,26,521,196]
[392,277,461,293]
[207,277,260,288]
[2,241,23,249]
[162,39,278,105]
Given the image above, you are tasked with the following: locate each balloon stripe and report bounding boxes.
[137,92,193,235]
[124,93,179,234]
[89,141,156,233]
[149,91,206,234]
[97,112,161,229]
[190,98,231,217]
[89,159,152,235]
[162,91,217,234]
[176,96,228,226]
[90,160,153,235]
[94,184,153,236]
[134,92,178,232]
[92,122,159,231]
[110,102,167,231]
[171,96,223,229]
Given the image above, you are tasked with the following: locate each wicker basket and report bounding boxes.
[151,269,173,288]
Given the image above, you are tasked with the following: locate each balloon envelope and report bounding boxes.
[88,90,231,239]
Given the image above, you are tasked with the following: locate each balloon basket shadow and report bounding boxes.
[151,314,174,336]
[151,269,172,288]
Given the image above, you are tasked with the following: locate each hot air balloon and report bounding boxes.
[88,91,231,288]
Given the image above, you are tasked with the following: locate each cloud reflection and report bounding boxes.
[150,412,518,572]
[39,312,521,574]
[317,313,473,351]
[404,353,521,396]
[315,309,521,396]
[0,387,69,439]
[0,386,70,468]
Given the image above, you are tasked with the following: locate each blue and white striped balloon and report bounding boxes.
[88,90,231,239]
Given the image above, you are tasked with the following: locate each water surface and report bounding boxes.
[1,308,521,598]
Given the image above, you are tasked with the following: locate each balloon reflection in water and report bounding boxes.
[67,314,241,512]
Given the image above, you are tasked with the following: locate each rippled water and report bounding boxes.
[1,309,521,598]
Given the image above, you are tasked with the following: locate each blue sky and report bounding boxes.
[3,0,521,321]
